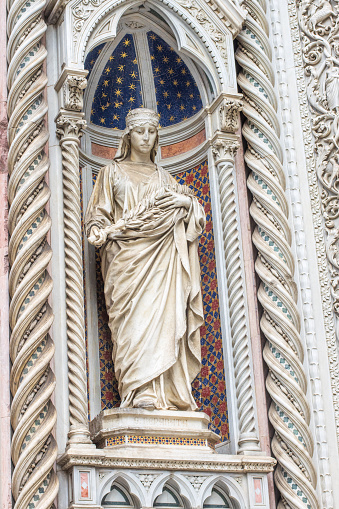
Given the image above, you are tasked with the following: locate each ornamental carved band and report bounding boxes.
[293,0,339,444]
[7,0,58,505]
[236,1,320,508]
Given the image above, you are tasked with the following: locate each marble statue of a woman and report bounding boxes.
[85,108,206,411]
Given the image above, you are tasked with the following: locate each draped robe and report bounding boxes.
[85,161,206,410]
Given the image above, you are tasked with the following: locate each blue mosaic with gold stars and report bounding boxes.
[92,162,229,442]
[148,32,202,126]
[84,43,105,80]
[89,35,143,130]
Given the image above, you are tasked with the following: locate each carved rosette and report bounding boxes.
[236,1,320,508]
[56,111,91,444]
[7,0,58,505]
[212,135,260,453]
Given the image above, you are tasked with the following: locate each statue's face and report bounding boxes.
[130,122,157,156]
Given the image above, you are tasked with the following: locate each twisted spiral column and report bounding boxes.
[212,138,260,453]
[236,1,320,508]
[7,0,58,505]
[56,112,91,444]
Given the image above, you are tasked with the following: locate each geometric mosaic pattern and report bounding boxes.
[174,162,229,441]
[104,436,214,448]
[95,161,229,442]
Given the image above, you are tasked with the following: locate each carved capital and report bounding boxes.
[63,75,87,111]
[212,138,240,162]
[219,98,243,133]
[56,112,87,141]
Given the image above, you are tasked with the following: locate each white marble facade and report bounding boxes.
[2,0,339,508]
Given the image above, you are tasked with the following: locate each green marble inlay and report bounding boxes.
[269,343,298,382]
[253,174,279,204]
[264,285,292,321]
[16,95,43,133]
[258,226,286,262]
[21,404,48,452]
[249,122,274,151]
[245,72,268,99]
[18,154,43,190]
[282,469,311,509]
[276,406,305,446]
[16,44,40,76]
[18,211,45,252]
[243,27,265,50]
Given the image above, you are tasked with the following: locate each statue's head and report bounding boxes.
[114,108,160,162]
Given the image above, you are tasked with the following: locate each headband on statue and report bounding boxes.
[125,108,159,129]
[114,108,160,162]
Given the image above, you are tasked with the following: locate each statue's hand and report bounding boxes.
[88,225,108,247]
[155,192,191,210]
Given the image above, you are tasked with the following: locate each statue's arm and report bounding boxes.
[84,164,115,243]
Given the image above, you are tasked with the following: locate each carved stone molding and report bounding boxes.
[137,474,159,491]
[212,135,260,454]
[287,0,339,447]
[7,0,59,505]
[270,1,335,506]
[219,98,243,133]
[176,0,228,63]
[236,1,320,508]
[47,0,245,39]
[56,113,87,140]
[185,475,209,491]
[58,449,276,472]
[56,110,92,446]
[64,76,88,111]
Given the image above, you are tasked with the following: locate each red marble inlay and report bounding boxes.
[254,478,263,504]
[92,143,117,160]
[161,129,206,158]
[80,472,89,498]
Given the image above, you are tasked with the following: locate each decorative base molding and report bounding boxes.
[58,447,276,473]
[90,408,219,451]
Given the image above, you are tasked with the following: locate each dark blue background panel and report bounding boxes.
[88,35,143,130]
[147,31,203,127]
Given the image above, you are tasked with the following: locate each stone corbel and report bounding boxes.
[211,133,261,454]
[219,98,243,133]
[55,67,88,112]
[209,93,243,136]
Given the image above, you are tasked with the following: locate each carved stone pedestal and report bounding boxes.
[59,411,275,509]
[90,408,219,452]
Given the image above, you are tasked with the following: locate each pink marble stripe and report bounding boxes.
[235,135,276,508]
